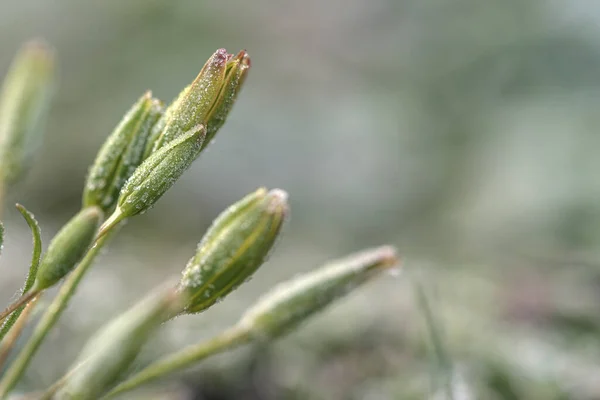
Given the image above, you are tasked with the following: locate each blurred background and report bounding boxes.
[2,0,600,398]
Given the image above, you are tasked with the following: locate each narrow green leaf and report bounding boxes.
[0,204,42,342]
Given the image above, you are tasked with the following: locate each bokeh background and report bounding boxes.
[2,0,600,398]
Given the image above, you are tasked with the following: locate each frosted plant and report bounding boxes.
[0,41,399,399]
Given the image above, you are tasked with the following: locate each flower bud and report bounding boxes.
[98,125,206,236]
[149,48,250,154]
[238,246,399,339]
[58,287,182,400]
[179,188,288,314]
[82,91,164,212]
[34,207,103,290]
[0,40,55,185]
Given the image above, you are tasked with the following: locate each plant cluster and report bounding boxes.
[0,41,399,399]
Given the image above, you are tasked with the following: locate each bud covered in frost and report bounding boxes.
[98,124,206,236]
[238,246,399,339]
[0,41,55,185]
[58,287,182,400]
[147,48,250,155]
[34,206,103,290]
[179,188,288,314]
[82,91,163,212]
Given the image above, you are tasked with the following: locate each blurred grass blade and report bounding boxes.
[0,204,42,341]
[179,188,288,314]
[0,204,42,342]
[0,40,56,186]
[413,277,455,400]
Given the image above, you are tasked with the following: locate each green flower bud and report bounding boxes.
[98,125,206,236]
[58,287,182,400]
[149,48,250,154]
[34,207,103,290]
[179,188,288,314]
[82,91,164,212]
[0,40,55,185]
[238,246,399,339]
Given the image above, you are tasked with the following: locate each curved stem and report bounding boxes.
[0,230,117,396]
[0,294,39,370]
[0,290,40,325]
[103,325,251,399]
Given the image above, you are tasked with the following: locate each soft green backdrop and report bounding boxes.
[1,1,600,398]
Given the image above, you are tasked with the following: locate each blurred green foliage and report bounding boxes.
[2,0,600,398]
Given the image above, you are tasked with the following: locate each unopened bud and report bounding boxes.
[238,246,399,339]
[149,48,250,154]
[34,207,103,290]
[98,125,206,236]
[83,91,163,212]
[179,188,288,314]
[58,287,182,400]
[0,40,55,185]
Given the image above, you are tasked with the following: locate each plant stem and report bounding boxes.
[0,295,39,370]
[0,290,40,324]
[0,230,116,397]
[413,279,455,400]
[103,325,252,399]
[39,360,87,400]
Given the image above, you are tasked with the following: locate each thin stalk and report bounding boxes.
[103,325,251,399]
[0,290,40,325]
[413,279,455,400]
[0,230,116,396]
[0,295,39,370]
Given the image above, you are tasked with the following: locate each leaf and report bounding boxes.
[0,204,42,342]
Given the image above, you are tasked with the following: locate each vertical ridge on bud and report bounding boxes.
[57,287,182,400]
[83,92,164,212]
[179,188,288,314]
[0,40,55,185]
[238,246,400,339]
[151,49,229,152]
[148,48,250,155]
[33,207,103,290]
[202,50,250,149]
[98,124,206,236]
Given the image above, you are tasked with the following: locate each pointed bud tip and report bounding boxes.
[372,245,400,268]
[235,50,251,67]
[266,189,289,214]
[213,48,231,66]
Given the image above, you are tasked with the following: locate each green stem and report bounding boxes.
[103,325,251,399]
[0,230,116,397]
[413,279,455,400]
[0,290,40,326]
